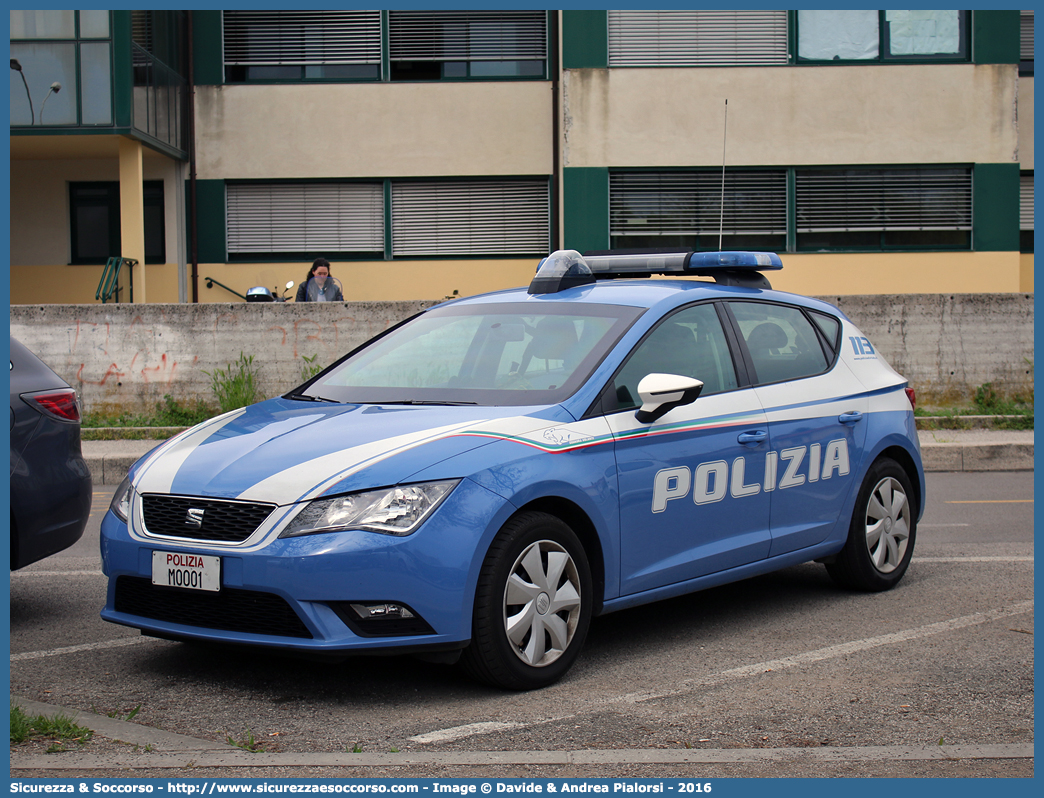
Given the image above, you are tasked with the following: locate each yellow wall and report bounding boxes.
[14,252,1027,305]
[1019,254,1034,293]
[187,259,541,303]
[769,252,1025,296]
[10,263,183,304]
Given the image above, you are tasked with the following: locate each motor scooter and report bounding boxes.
[245,281,295,302]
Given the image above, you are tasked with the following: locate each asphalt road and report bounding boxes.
[9,472,1034,778]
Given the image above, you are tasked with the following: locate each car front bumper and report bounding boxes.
[99,477,512,655]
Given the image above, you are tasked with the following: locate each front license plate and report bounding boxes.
[152,551,221,592]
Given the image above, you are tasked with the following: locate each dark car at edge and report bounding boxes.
[10,337,92,569]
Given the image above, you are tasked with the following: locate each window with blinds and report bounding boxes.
[224,10,382,81]
[391,180,549,256]
[132,11,152,54]
[610,171,787,251]
[388,10,547,79]
[226,182,385,256]
[1020,172,1034,253]
[795,168,972,250]
[1021,10,1034,75]
[608,10,789,67]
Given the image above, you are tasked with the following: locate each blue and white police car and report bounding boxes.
[101,249,924,690]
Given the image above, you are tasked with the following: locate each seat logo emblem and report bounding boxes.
[185,508,205,528]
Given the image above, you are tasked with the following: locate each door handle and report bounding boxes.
[838,411,864,425]
[737,430,767,446]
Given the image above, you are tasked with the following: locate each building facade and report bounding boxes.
[9,9,1034,305]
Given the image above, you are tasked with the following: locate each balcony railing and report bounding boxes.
[132,43,186,154]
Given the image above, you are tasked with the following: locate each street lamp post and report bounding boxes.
[39,81,62,122]
[10,58,34,124]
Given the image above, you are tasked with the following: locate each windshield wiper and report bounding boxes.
[286,392,340,403]
[371,399,478,406]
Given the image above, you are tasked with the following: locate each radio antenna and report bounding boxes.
[718,99,728,251]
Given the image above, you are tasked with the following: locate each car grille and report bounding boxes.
[141,495,275,543]
[114,576,313,639]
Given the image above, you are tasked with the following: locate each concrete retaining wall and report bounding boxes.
[9,293,1033,415]
[824,293,1034,405]
[10,301,436,416]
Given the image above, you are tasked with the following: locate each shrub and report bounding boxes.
[205,352,263,413]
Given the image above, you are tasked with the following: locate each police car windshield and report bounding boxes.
[303,302,643,407]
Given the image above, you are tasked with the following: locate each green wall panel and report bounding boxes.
[563,167,609,254]
[562,10,608,69]
[192,10,224,85]
[973,10,1020,65]
[973,163,1019,251]
[191,179,226,263]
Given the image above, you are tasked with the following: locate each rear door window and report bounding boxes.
[727,302,831,385]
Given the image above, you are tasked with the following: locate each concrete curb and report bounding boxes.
[12,696,228,753]
[9,697,1033,772]
[82,436,1034,487]
[10,744,1035,772]
[918,442,1034,472]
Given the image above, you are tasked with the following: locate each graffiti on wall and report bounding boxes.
[15,303,434,414]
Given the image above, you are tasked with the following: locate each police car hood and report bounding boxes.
[129,397,570,505]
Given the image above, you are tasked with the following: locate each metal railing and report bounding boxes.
[204,276,246,300]
[95,256,137,303]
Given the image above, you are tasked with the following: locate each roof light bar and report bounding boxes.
[528,249,783,294]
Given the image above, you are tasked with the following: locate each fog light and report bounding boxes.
[350,602,415,620]
[329,601,435,638]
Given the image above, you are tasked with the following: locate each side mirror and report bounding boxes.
[635,373,703,423]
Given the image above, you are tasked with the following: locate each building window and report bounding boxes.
[795,168,972,250]
[10,10,113,127]
[610,171,787,251]
[10,10,76,39]
[1021,172,1034,253]
[797,10,968,62]
[226,179,549,259]
[388,11,547,80]
[391,180,549,256]
[69,182,165,265]
[1021,10,1034,76]
[226,182,385,258]
[223,10,382,82]
[608,10,789,67]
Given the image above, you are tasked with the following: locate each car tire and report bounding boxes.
[826,457,917,591]
[462,511,592,690]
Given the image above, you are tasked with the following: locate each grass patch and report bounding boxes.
[972,382,1034,424]
[83,394,215,429]
[915,382,1033,430]
[11,705,94,748]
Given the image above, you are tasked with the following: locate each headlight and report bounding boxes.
[109,476,133,522]
[280,480,459,538]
